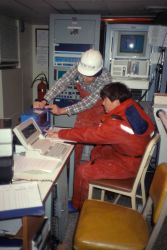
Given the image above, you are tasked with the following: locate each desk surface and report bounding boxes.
[13,142,74,250]
[38,143,74,201]
[13,143,74,202]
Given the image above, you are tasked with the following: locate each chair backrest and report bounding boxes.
[144,163,167,250]
[133,133,160,192]
[150,163,167,223]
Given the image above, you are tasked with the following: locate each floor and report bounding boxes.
[60,212,79,250]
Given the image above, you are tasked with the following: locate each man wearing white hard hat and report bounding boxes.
[33,49,112,165]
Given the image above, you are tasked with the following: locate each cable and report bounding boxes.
[138,45,166,102]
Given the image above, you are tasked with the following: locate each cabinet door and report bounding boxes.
[54,166,68,241]
[54,19,97,44]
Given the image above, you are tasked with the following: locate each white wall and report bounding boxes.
[20,23,33,112]
[0,69,22,126]
[32,25,49,100]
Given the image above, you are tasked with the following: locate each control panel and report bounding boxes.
[49,14,100,127]
[105,24,151,93]
[111,59,150,79]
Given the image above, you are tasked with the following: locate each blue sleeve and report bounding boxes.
[125,105,148,134]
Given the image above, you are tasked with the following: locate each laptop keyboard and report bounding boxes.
[44,143,70,161]
[32,139,55,153]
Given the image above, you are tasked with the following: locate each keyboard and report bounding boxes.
[44,142,70,161]
[32,139,55,154]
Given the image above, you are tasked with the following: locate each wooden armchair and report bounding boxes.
[88,133,160,210]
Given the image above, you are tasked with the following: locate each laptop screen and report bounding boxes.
[22,123,37,139]
[13,118,41,148]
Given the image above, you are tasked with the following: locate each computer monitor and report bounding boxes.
[113,31,148,59]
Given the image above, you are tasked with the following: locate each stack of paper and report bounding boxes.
[0,218,22,236]
[0,237,22,249]
[154,93,167,105]
[13,155,61,182]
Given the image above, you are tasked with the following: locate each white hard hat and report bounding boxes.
[78,49,103,76]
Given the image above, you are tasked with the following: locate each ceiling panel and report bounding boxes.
[0,0,166,24]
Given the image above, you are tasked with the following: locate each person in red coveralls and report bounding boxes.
[47,82,155,210]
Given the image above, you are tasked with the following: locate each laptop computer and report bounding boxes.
[13,118,71,161]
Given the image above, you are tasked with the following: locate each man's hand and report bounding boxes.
[46,104,67,115]
[33,100,47,109]
[47,130,59,138]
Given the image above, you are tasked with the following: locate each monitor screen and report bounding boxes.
[120,34,144,54]
[13,118,41,148]
[22,123,37,139]
[114,31,148,59]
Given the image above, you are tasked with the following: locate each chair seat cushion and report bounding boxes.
[74,199,149,250]
[90,178,135,192]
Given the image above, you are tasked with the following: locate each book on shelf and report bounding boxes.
[0,237,22,249]
[13,155,61,182]
[0,182,44,220]
[0,218,22,236]
[154,93,167,105]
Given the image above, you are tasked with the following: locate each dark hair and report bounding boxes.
[100,82,132,103]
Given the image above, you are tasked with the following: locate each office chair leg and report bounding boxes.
[101,190,105,200]
[131,196,137,210]
[88,185,93,199]
[141,181,146,206]
[113,194,121,204]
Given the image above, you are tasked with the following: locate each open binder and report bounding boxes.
[0,182,44,220]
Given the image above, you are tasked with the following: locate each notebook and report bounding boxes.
[13,155,61,182]
[0,182,44,219]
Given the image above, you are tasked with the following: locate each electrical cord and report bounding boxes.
[137,46,166,102]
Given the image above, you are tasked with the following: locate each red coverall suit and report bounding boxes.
[58,98,155,209]
[74,83,104,166]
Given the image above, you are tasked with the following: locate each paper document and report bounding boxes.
[13,155,61,181]
[0,182,44,219]
[0,218,22,236]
